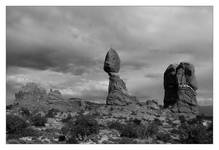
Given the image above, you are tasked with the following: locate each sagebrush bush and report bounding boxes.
[20,107,31,117]
[7,127,40,140]
[178,117,213,144]
[108,120,159,139]
[114,137,137,144]
[6,114,28,134]
[62,114,72,123]
[46,108,59,118]
[62,114,99,142]
[31,114,47,127]
[156,132,172,143]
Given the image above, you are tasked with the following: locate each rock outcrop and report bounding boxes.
[15,82,47,102]
[163,64,178,108]
[14,83,49,111]
[48,89,63,100]
[104,48,138,105]
[163,62,199,116]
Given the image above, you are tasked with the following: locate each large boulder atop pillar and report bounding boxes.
[106,73,138,106]
[163,62,199,116]
[104,48,120,73]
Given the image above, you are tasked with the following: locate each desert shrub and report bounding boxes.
[108,121,125,131]
[7,127,40,140]
[66,136,78,144]
[156,132,172,143]
[62,113,72,123]
[108,120,159,139]
[6,114,28,134]
[31,114,47,127]
[178,117,213,144]
[62,114,99,142]
[46,108,59,118]
[113,137,137,144]
[20,107,31,117]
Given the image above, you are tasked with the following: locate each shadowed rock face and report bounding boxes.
[104,48,120,73]
[163,64,178,108]
[104,48,138,106]
[106,73,138,105]
[164,62,199,115]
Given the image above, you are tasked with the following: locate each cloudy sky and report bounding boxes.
[6,6,213,105]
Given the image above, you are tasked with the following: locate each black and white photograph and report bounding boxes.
[5,5,213,144]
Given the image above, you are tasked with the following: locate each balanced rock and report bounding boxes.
[163,62,199,115]
[104,48,138,106]
[104,48,120,73]
[106,73,138,106]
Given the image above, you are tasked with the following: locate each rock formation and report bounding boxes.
[163,62,199,115]
[14,82,49,111]
[15,82,47,102]
[104,48,138,105]
[163,64,178,108]
[48,89,63,100]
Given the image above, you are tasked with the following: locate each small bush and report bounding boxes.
[20,107,31,117]
[62,114,99,142]
[108,121,125,131]
[6,114,28,134]
[46,108,59,118]
[156,132,172,143]
[7,127,40,140]
[114,137,137,144]
[31,114,47,127]
[178,117,213,144]
[62,114,72,123]
[108,120,159,139]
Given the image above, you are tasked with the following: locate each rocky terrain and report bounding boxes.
[6,49,213,144]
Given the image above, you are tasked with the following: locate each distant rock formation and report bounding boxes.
[15,82,47,102]
[163,62,199,116]
[104,48,138,105]
[48,89,63,100]
[14,82,49,111]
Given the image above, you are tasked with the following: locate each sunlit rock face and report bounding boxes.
[163,62,199,116]
[104,48,138,106]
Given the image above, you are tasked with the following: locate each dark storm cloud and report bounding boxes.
[6,41,97,75]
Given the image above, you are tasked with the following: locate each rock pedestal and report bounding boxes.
[163,62,199,115]
[104,48,138,106]
[106,73,137,105]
